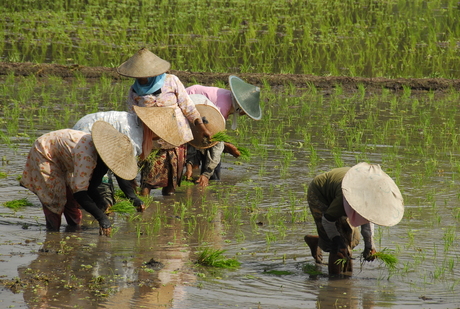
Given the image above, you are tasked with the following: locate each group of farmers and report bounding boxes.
[20,48,404,275]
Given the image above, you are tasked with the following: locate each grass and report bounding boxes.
[196,248,241,269]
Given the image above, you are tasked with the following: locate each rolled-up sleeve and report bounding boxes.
[201,142,224,178]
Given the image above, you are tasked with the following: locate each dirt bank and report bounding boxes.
[1,61,459,93]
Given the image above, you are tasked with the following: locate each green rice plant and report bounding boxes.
[264,270,293,276]
[109,201,136,215]
[3,198,33,211]
[195,247,240,269]
[303,263,323,276]
[369,249,398,271]
[211,131,235,144]
[237,146,251,161]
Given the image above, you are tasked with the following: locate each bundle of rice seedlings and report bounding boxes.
[138,149,159,171]
[211,131,235,144]
[211,131,251,161]
[196,247,240,269]
[237,146,251,161]
[371,250,398,270]
[3,198,33,211]
[109,201,136,214]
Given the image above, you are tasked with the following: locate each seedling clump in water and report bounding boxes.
[196,248,241,269]
[3,198,33,211]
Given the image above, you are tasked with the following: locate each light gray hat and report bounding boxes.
[117,48,171,78]
[342,162,404,227]
[188,94,226,149]
[91,120,138,180]
[229,75,262,120]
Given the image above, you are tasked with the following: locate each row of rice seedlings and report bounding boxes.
[2,0,460,78]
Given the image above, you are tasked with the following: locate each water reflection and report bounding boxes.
[5,80,460,307]
[315,277,377,309]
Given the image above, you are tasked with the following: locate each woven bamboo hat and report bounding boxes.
[229,75,262,120]
[117,48,171,78]
[342,162,404,227]
[133,105,188,147]
[91,120,138,180]
[188,94,226,149]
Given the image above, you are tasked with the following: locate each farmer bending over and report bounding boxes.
[304,162,404,275]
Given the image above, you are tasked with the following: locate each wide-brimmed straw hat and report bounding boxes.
[188,94,226,149]
[229,75,262,120]
[341,162,404,227]
[91,120,138,180]
[117,48,171,78]
[133,105,188,147]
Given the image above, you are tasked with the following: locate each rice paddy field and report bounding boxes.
[1,0,460,308]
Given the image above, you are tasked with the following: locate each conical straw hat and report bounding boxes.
[133,105,188,147]
[229,75,262,120]
[91,120,138,180]
[188,94,226,149]
[117,48,171,78]
[342,162,404,227]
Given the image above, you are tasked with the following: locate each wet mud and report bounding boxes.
[1,61,459,93]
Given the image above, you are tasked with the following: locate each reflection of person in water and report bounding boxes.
[17,231,113,307]
[304,162,404,275]
[315,277,376,308]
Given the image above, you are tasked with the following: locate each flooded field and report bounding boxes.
[2,73,460,309]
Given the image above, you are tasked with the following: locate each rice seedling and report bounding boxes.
[195,248,240,269]
[303,263,323,276]
[368,249,398,271]
[108,201,136,215]
[3,198,33,211]
[2,0,460,78]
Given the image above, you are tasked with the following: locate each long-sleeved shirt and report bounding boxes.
[127,74,200,149]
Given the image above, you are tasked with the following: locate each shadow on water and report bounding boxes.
[2,78,460,308]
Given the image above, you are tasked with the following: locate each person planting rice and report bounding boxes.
[304,162,404,275]
[73,108,184,211]
[183,94,231,187]
[20,121,138,236]
[118,48,212,196]
[184,76,262,186]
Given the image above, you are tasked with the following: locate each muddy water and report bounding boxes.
[2,81,460,308]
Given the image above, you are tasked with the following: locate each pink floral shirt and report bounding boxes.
[186,85,233,120]
[126,74,201,149]
[20,129,98,214]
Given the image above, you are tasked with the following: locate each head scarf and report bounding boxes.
[343,197,369,227]
[132,73,166,96]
